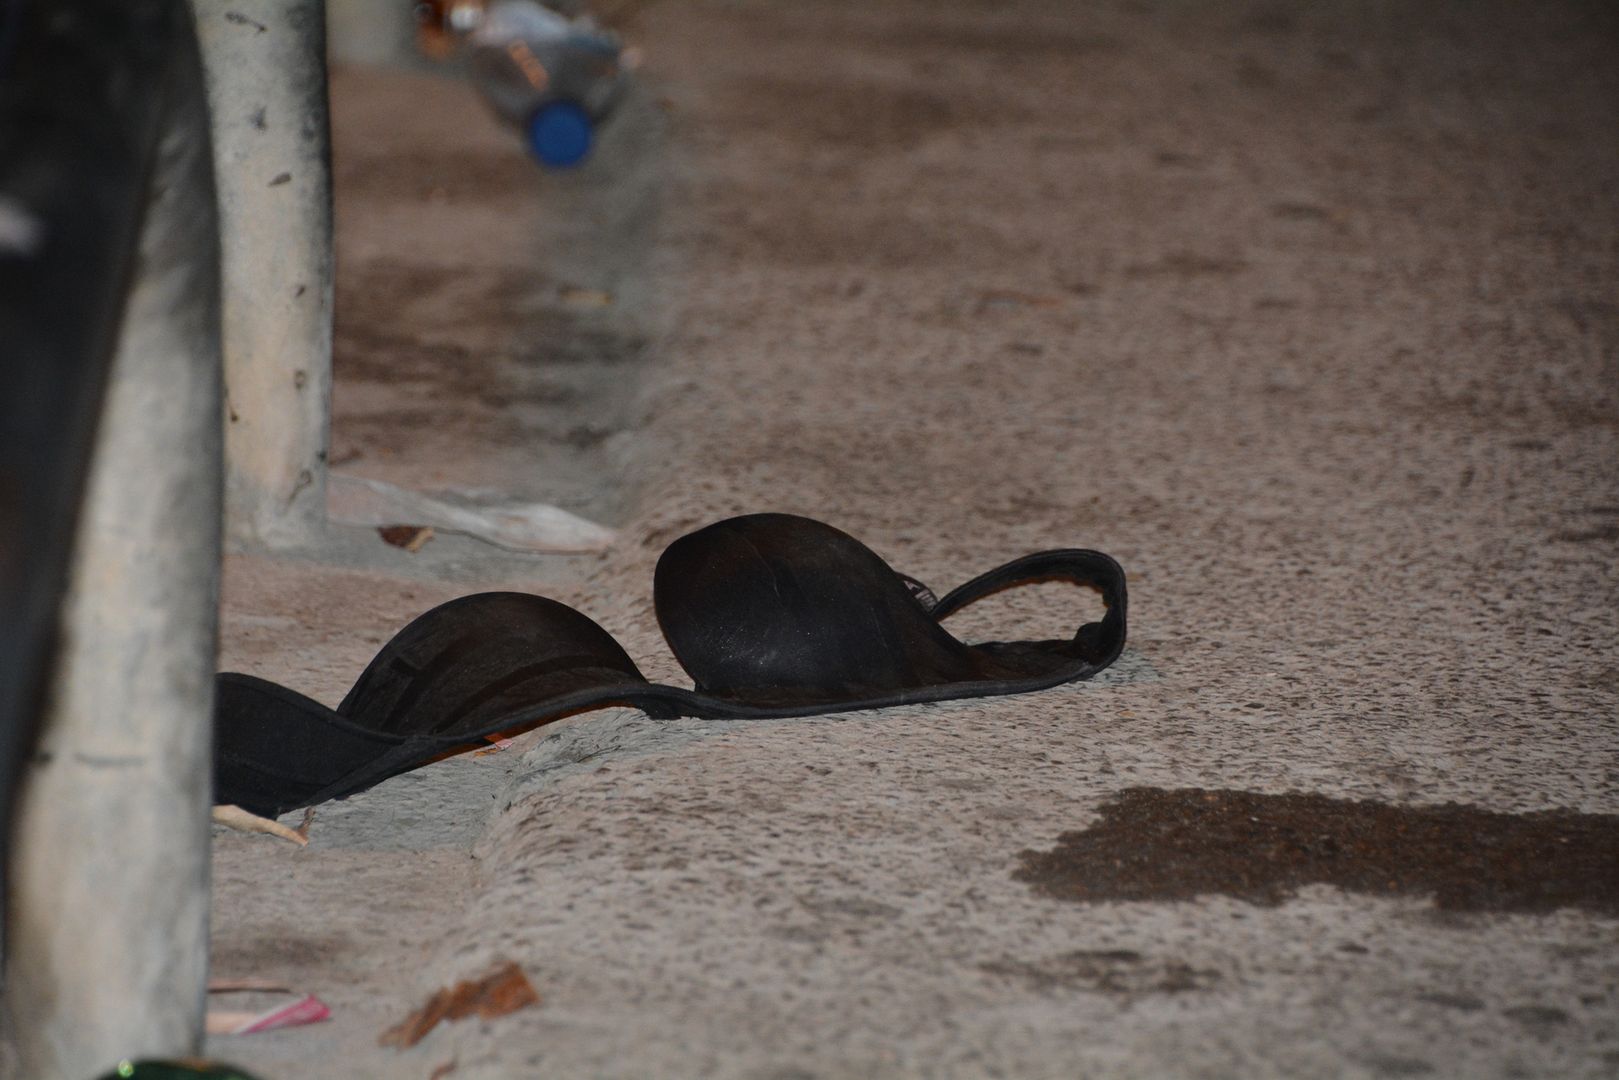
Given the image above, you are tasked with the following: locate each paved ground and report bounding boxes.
[207,2,1618,1077]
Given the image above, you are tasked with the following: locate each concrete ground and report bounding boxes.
[207,1,1618,1077]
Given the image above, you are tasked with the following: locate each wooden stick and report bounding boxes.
[213,804,312,847]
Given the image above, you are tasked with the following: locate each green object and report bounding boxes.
[98,1061,266,1080]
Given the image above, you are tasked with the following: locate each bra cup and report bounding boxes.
[215,514,1127,816]
[338,592,648,737]
[655,514,984,703]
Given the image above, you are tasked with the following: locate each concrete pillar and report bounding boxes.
[194,0,334,548]
[2,21,223,1075]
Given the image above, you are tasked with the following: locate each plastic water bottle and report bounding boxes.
[458,1,632,168]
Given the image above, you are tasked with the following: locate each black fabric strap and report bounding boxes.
[931,549,1128,668]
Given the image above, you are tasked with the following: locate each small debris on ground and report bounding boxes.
[559,286,613,307]
[473,735,516,757]
[212,805,316,847]
[975,288,1061,312]
[206,990,331,1036]
[209,979,294,994]
[331,472,616,553]
[380,961,540,1049]
[377,524,436,552]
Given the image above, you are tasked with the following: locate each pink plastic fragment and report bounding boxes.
[232,993,331,1034]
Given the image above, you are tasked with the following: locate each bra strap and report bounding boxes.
[929,549,1127,666]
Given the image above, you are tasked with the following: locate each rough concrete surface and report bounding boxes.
[207,2,1618,1078]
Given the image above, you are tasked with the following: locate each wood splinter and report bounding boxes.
[212,804,315,846]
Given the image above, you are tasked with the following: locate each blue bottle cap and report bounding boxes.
[526,100,593,168]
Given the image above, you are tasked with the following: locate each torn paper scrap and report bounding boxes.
[329,473,614,553]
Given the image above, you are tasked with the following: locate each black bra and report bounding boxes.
[214,513,1127,817]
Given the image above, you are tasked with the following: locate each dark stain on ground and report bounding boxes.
[1272,201,1332,221]
[868,24,1124,62]
[212,931,349,974]
[1123,252,1250,279]
[1361,1055,1435,1077]
[331,258,647,459]
[1579,667,1619,691]
[1237,9,1297,36]
[335,148,539,205]
[980,949,1220,997]
[1555,523,1619,543]
[718,75,1021,151]
[1015,788,1619,915]
[1502,1004,1572,1029]
[727,6,1125,66]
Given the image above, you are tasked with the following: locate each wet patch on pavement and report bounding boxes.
[1015,787,1619,914]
